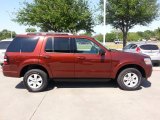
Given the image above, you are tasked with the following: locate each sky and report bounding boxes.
[0,0,160,34]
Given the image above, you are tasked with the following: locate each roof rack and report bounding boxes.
[26,32,73,36]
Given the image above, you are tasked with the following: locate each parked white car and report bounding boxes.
[0,39,12,65]
[123,43,160,65]
[114,39,123,44]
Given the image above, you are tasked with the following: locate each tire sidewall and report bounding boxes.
[23,69,48,92]
[117,68,142,90]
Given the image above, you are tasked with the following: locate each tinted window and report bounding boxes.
[0,41,11,49]
[45,37,70,53]
[7,38,20,52]
[21,37,39,52]
[7,37,39,52]
[75,38,100,54]
[140,45,159,50]
[45,38,53,52]
[131,44,137,49]
[124,44,133,50]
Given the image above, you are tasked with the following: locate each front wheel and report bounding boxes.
[23,69,48,92]
[117,68,142,90]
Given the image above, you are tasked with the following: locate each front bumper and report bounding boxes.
[145,64,153,78]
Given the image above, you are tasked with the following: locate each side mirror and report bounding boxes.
[99,49,105,56]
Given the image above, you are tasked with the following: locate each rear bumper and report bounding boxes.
[2,65,19,78]
[150,55,160,61]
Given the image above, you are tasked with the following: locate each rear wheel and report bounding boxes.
[23,69,48,92]
[117,68,142,90]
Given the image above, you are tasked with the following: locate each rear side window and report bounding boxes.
[7,37,39,52]
[140,45,159,50]
[0,41,11,49]
[45,37,70,53]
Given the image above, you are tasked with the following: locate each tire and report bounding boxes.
[117,68,142,90]
[23,69,48,92]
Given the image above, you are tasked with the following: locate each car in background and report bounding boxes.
[123,43,160,65]
[114,39,123,44]
[0,39,12,65]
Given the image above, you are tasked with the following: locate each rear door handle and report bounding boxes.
[40,55,51,59]
[77,56,86,60]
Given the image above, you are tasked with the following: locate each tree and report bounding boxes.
[106,33,117,42]
[25,28,37,32]
[0,29,16,40]
[128,32,141,41]
[154,27,160,40]
[143,30,155,39]
[99,0,159,47]
[94,34,103,42]
[14,0,94,33]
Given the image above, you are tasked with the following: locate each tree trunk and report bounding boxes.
[122,31,127,48]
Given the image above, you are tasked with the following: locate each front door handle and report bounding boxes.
[77,56,86,60]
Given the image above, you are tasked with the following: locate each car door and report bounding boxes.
[40,37,74,78]
[73,38,112,78]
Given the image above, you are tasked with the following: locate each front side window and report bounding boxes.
[131,44,137,49]
[75,38,100,54]
[123,44,133,50]
[45,37,70,53]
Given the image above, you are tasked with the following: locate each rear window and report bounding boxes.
[7,37,39,52]
[45,37,70,53]
[140,45,159,50]
[0,41,11,49]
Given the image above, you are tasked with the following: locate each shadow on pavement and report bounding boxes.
[15,81,25,89]
[141,79,151,88]
[54,80,118,89]
[15,78,151,91]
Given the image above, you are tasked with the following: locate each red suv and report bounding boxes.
[2,33,152,92]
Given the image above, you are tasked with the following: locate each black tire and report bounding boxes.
[117,68,142,90]
[23,69,48,92]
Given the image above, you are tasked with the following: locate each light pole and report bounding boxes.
[6,11,13,38]
[103,0,106,45]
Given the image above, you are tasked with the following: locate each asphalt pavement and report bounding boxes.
[0,67,160,120]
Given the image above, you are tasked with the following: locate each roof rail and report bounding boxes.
[27,32,73,36]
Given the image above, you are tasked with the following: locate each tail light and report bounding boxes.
[3,55,9,65]
[136,47,141,53]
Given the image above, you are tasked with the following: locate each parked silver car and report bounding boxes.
[0,39,12,65]
[123,43,160,65]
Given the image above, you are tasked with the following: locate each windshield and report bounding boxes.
[94,38,105,46]
[0,41,12,49]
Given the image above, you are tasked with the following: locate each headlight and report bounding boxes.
[144,58,152,65]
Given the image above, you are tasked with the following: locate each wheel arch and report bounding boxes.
[20,64,52,78]
[115,64,146,79]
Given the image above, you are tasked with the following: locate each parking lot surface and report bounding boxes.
[0,67,160,120]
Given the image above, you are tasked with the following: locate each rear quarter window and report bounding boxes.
[140,45,159,50]
[7,37,39,52]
